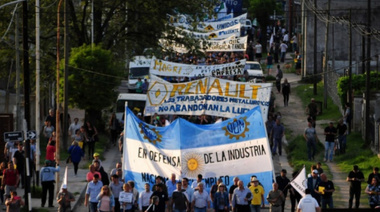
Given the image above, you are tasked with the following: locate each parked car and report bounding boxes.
[244,61,264,82]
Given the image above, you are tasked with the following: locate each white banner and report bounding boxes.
[180,24,241,40]
[205,36,247,52]
[198,13,247,31]
[289,166,307,197]
[145,75,272,120]
[150,58,246,77]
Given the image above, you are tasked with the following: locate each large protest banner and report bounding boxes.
[197,13,247,31]
[205,36,247,52]
[144,75,272,121]
[180,23,241,40]
[123,106,274,201]
[149,58,246,77]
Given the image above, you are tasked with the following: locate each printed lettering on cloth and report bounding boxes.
[289,166,307,197]
[197,13,247,31]
[149,58,246,77]
[145,75,272,121]
[123,107,274,202]
[179,24,241,40]
[204,36,247,52]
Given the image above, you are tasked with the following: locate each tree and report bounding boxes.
[63,43,123,125]
[248,0,282,51]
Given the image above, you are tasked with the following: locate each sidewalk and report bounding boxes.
[14,145,121,211]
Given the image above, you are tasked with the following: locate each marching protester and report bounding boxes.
[347,165,365,209]
[267,183,285,212]
[109,175,123,212]
[97,185,115,212]
[213,183,228,212]
[316,173,335,209]
[2,161,19,201]
[139,183,153,212]
[5,191,24,212]
[192,182,211,212]
[68,141,84,176]
[171,182,189,212]
[85,174,103,212]
[231,180,252,212]
[276,169,290,212]
[365,177,380,209]
[57,184,75,212]
[248,177,265,212]
[297,189,320,212]
[307,170,321,205]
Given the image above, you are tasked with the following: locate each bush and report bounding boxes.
[31,186,42,198]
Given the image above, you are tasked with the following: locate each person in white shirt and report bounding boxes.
[182,178,194,203]
[280,41,288,63]
[297,189,321,212]
[139,183,153,212]
[192,182,211,212]
[68,118,81,139]
[254,42,263,63]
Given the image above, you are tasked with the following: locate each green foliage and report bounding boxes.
[287,135,325,171]
[31,186,43,198]
[337,71,380,106]
[294,83,342,120]
[335,132,380,176]
[63,44,122,113]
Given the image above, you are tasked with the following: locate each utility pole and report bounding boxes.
[288,0,293,38]
[15,10,21,131]
[313,0,317,95]
[348,9,353,133]
[301,0,306,77]
[22,0,31,210]
[35,0,41,187]
[365,0,371,145]
[323,0,331,109]
[63,0,69,150]
[56,0,63,195]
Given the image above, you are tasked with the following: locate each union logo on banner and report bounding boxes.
[222,117,250,139]
[138,123,162,144]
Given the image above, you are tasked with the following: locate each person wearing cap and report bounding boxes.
[267,182,285,212]
[231,180,252,212]
[346,165,365,209]
[276,169,290,212]
[85,173,103,212]
[297,189,320,212]
[40,160,60,207]
[248,177,265,212]
[213,183,228,212]
[92,152,103,168]
[307,169,321,205]
[323,122,337,162]
[57,184,75,212]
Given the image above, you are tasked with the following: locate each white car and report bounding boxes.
[244,61,264,82]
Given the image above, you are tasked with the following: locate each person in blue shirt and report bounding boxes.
[68,141,84,176]
[40,160,60,207]
[85,174,103,212]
